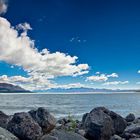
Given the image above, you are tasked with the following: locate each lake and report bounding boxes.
[0,92,140,120]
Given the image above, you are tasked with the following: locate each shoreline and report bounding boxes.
[0,91,138,95]
[0,106,140,140]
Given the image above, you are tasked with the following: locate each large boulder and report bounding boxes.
[7,112,43,140]
[82,107,114,140]
[82,107,127,140]
[0,127,19,140]
[0,111,10,129]
[29,107,56,133]
[41,130,87,140]
[125,114,135,122]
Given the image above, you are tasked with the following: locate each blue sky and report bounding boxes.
[0,0,140,90]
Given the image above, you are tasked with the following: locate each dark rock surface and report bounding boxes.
[82,107,127,140]
[29,107,56,133]
[43,130,87,140]
[82,107,114,140]
[125,113,135,122]
[7,112,43,140]
[0,111,10,129]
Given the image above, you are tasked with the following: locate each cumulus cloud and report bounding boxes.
[86,73,118,82]
[103,81,129,86]
[0,17,89,90]
[138,70,140,74]
[0,0,7,15]
[0,75,88,90]
[86,74,108,82]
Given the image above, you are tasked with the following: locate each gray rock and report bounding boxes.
[41,130,86,140]
[77,129,86,137]
[41,135,58,140]
[0,127,19,140]
[129,138,140,140]
[82,107,114,140]
[110,134,123,140]
[108,110,127,134]
[125,114,135,122]
[124,123,140,135]
[29,107,56,133]
[0,111,10,129]
[7,112,43,140]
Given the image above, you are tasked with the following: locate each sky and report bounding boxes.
[0,0,140,90]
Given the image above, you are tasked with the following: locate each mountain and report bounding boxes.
[0,83,31,93]
[45,87,134,93]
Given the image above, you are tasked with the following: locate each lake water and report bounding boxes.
[0,92,140,120]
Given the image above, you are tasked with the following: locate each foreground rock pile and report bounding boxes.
[0,107,140,140]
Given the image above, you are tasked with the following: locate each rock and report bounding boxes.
[45,130,87,140]
[133,118,140,124]
[29,107,56,133]
[41,135,58,140]
[7,112,43,140]
[129,138,140,140]
[125,114,135,122]
[0,111,10,129]
[108,110,127,134]
[76,129,86,137]
[0,127,19,140]
[110,134,123,140]
[82,107,114,140]
[124,123,140,135]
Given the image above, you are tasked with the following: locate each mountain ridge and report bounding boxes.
[0,83,31,93]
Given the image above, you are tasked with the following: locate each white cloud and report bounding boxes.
[0,0,7,15]
[107,73,118,78]
[86,74,108,82]
[0,17,89,90]
[95,71,100,74]
[103,81,129,86]
[86,72,118,82]
[138,70,140,74]
[0,75,89,90]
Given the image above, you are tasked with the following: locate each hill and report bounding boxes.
[0,83,31,93]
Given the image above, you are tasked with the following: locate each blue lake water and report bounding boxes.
[0,92,140,120]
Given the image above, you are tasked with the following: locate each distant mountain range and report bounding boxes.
[45,87,136,93]
[0,83,139,93]
[0,83,31,93]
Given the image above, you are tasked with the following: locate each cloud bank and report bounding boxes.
[0,17,89,90]
[86,73,118,82]
[103,81,129,86]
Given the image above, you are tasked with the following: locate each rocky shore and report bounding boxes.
[0,107,140,140]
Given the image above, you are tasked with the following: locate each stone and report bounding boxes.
[0,111,10,129]
[125,114,135,122]
[124,123,140,135]
[7,112,43,140]
[0,127,19,140]
[110,134,123,140]
[29,107,56,133]
[82,107,114,140]
[41,135,58,140]
[49,130,87,140]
